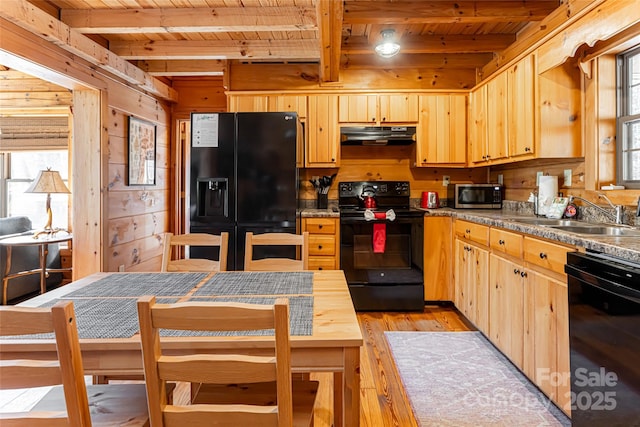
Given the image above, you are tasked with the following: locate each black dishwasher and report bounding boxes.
[565,251,640,427]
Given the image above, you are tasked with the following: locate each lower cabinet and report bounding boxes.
[452,219,572,414]
[423,216,453,301]
[302,217,339,270]
[455,239,489,335]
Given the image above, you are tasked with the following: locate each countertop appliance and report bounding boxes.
[339,181,424,311]
[565,251,640,426]
[189,112,299,270]
[447,183,503,209]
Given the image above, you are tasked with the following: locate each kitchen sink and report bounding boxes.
[547,225,640,237]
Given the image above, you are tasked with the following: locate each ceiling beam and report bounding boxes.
[60,6,317,34]
[341,53,494,69]
[133,60,226,76]
[110,39,319,60]
[343,1,559,24]
[0,0,177,101]
[317,0,343,82]
[343,34,515,54]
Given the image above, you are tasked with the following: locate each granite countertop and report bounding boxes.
[421,208,640,264]
[299,207,340,218]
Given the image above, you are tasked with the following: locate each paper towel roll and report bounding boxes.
[537,175,558,216]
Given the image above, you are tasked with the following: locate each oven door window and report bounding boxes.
[340,219,423,273]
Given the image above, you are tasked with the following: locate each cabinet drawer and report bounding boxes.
[490,228,523,258]
[523,237,573,275]
[308,235,335,256]
[308,256,337,271]
[304,218,336,234]
[454,220,489,246]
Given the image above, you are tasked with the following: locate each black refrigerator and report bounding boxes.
[189,112,299,270]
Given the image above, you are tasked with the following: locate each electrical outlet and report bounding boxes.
[442,175,450,187]
[497,174,503,185]
[564,169,572,187]
[118,264,125,272]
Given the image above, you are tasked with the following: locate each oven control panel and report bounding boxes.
[338,181,410,197]
[338,181,411,210]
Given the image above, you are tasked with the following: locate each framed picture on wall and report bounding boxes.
[128,116,156,186]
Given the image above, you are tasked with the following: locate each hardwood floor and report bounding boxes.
[1,306,472,427]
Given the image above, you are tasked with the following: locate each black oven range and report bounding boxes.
[339,181,424,311]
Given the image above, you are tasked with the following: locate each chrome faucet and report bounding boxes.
[569,194,625,224]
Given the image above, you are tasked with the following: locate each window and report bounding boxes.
[617,45,640,188]
[0,151,70,230]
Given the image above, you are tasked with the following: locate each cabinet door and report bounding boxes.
[338,94,377,123]
[526,270,570,412]
[379,94,419,123]
[307,95,339,167]
[416,95,466,165]
[228,95,268,112]
[486,73,509,162]
[489,253,524,369]
[454,239,467,313]
[423,216,452,301]
[268,95,307,119]
[508,54,535,158]
[469,84,488,164]
[447,94,467,164]
[471,244,489,334]
[416,95,438,165]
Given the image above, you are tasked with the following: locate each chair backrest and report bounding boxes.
[0,301,92,426]
[244,232,309,271]
[161,232,229,272]
[137,296,293,427]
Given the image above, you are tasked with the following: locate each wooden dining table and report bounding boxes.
[0,269,363,427]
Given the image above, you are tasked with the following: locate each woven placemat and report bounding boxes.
[160,296,313,337]
[65,273,207,297]
[194,271,313,296]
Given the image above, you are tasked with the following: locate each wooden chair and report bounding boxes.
[244,232,309,271]
[137,296,318,427]
[161,232,229,272]
[0,301,149,426]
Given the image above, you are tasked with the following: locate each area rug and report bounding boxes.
[385,331,570,427]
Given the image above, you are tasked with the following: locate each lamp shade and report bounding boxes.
[25,169,70,194]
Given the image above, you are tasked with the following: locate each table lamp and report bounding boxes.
[25,168,70,237]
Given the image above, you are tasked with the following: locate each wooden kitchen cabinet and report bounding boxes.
[228,95,268,112]
[415,94,467,166]
[306,94,339,167]
[338,93,418,124]
[485,72,510,163]
[302,217,339,270]
[508,54,536,158]
[469,84,488,164]
[454,234,489,335]
[423,216,452,301]
[489,253,525,370]
[267,95,307,119]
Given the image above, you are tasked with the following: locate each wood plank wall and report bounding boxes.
[104,86,171,273]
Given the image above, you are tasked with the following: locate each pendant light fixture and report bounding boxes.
[375,29,401,58]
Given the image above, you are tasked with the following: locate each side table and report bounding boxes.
[0,232,72,304]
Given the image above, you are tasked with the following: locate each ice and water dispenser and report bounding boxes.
[196,177,228,218]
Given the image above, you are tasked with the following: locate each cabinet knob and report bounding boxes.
[513,269,520,275]
[331,158,335,162]
[499,239,505,245]
[486,154,491,159]
[371,117,376,122]
[520,271,528,278]
[382,117,387,121]
[466,229,471,234]
[423,158,427,163]
[525,147,531,152]
[482,155,486,160]
[318,245,323,250]
[318,267,323,270]
[539,252,547,259]
[318,225,323,229]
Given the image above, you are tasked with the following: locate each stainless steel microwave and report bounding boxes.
[447,184,503,209]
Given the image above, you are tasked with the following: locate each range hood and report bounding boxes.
[340,126,417,146]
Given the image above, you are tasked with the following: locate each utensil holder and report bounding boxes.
[317,193,328,209]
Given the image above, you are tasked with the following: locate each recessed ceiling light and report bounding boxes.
[374,29,401,58]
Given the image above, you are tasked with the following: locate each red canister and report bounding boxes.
[421,191,429,208]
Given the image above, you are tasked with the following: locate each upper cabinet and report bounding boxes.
[508,54,536,159]
[415,94,467,166]
[229,94,307,119]
[485,72,510,163]
[307,94,339,168]
[338,93,418,124]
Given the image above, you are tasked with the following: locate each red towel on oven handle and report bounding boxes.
[373,212,386,253]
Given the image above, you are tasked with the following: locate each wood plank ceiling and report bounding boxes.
[23,0,561,84]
